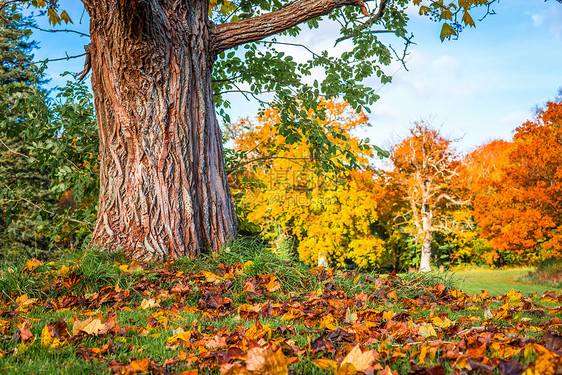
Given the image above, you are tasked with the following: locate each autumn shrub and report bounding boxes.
[473,99,562,265]
[228,100,390,270]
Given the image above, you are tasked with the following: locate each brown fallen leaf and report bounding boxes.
[544,330,562,353]
[14,323,35,354]
[246,347,288,375]
[41,318,70,349]
[76,341,113,360]
[408,362,446,375]
[19,325,34,343]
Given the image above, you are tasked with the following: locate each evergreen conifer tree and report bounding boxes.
[0,7,55,261]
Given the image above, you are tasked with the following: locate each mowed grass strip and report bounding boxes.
[450,267,561,296]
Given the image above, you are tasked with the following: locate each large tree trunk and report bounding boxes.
[84,0,237,260]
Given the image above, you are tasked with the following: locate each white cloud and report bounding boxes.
[531,5,562,38]
[531,14,544,27]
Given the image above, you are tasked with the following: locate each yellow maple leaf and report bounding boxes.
[382,310,395,321]
[15,294,38,312]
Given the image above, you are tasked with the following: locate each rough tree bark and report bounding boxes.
[82,0,382,260]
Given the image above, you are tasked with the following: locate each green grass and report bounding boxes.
[1,244,561,374]
[450,267,560,296]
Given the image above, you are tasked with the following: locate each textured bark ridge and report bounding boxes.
[85,0,236,260]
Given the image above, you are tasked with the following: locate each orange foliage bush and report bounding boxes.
[473,100,562,263]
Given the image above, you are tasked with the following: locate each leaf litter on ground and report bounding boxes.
[0,251,561,374]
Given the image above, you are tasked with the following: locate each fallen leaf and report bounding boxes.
[313,358,339,371]
[24,259,43,272]
[220,363,252,375]
[246,347,288,375]
[418,324,437,338]
[544,330,562,353]
[140,298,160,310]
[41,319,70,348]
[82,318,109,336]
[341,345,377,372]
[129,358,151,372]
[15,294,38,312]
[264,276,281,292]
[387,291,399,300]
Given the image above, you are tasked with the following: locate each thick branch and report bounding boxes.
[211,0,374,55]
[433,193,469,210]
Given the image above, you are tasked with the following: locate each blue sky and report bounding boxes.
[31,1,562,154]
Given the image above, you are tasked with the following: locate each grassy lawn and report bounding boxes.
[1,246,561,374]
[450,267,561,296]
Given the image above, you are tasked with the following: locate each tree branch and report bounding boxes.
[334,0,389,46]
[227,156,309,175]
[0,0,26,13]
[32,52,87,64]
[2,185,93,227]
[0,138,29,159]
[210,0,376,55]
[19,21,90,37]
[433,193,469,210]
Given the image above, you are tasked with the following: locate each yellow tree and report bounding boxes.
[389,122,466,271]
[229,99,387,268]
